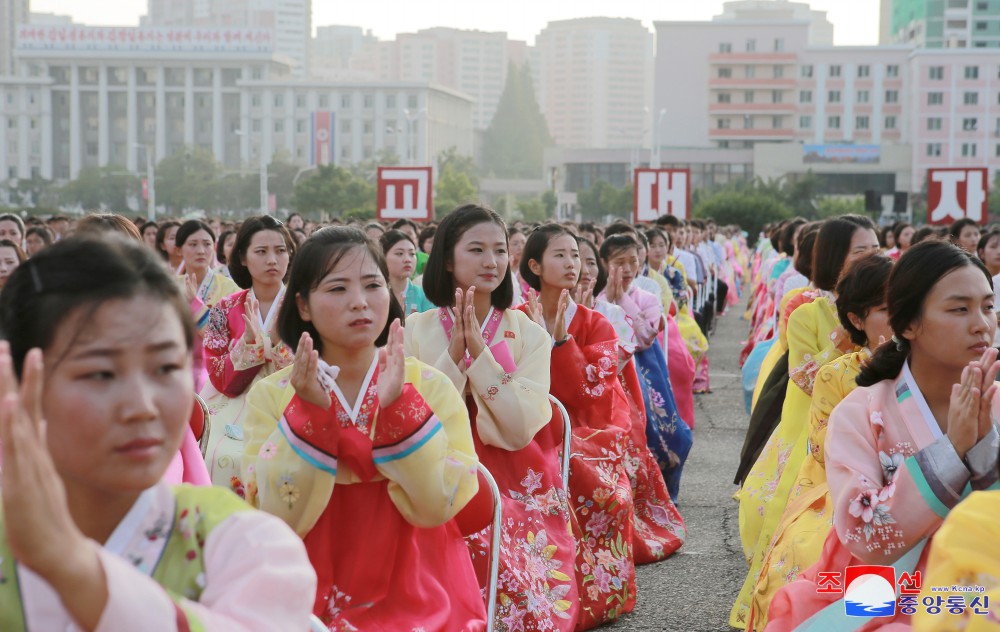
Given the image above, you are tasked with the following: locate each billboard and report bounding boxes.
[310,111,335,167]
[803,145,881,164]
[377,167,433,221]
[927,168,988,225]
[633,168,690,222]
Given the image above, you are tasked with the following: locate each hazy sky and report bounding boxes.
[30,0,880,46]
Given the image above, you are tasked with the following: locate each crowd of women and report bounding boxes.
[0,205,746,631]
[735,214,1000,631]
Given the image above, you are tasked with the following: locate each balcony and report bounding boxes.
[709,102,797,114]
[708,77,798,89]
[709,128,795,138]
[708,52,798,64]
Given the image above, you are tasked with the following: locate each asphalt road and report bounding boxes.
[607,304,748,631]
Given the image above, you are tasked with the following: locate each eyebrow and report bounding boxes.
[466,241,506,246]
[944,293,995,301]
[71,340,181,358]
[324,274,381,282]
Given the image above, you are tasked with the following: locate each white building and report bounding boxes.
[0,0,28,76]
[2,24,474,182]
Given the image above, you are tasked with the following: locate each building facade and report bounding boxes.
[885,0,1000,48]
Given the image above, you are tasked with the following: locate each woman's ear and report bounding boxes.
[528,258,542,277]
[295,293,311,322]
[846,311,865,333]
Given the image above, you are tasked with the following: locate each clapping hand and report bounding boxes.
[947,347,1000,458]
[378,319,405,407]
[289,333,332,410]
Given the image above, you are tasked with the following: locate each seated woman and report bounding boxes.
[767,241,1000,631]
[243,227,486,630]
[0,235,315,629]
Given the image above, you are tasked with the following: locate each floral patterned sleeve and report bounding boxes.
[786,302,842,397]
[549,311,621,424]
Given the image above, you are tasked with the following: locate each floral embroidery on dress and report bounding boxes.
[278,474,300,509]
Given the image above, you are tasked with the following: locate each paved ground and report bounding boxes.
[607,305,748,631]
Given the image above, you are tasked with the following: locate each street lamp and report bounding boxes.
[133,143,155,221]
[403,108,427,166]
[234,129,268,214]
[652,108,668,169]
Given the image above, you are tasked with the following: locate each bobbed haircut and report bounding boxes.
[654,214,681,228]
[597,234,640,296]
[175,219,216,249]
[811,214,877,291]
[0,213,25,239]
[857,241,992,387]
[155,220,181,261]
[391,218,419,234]
[580,238,611,296]
[603,222,637,239]
[769,220,789,251]
[75,213,142,241]
[0,235,195,379]
[780,217,807,257]
[644,227,672,250]
[892,222,912,245]
[836,254,893,347]
[379,229,415,254]
[421,203,513,309]
[977,229,1000,260]
[949,217,980,240]
[0,239,26,263]
[25,226,53,248]
[520,224,578,292]
[793,222,822,279]
[277,226,404,351]
[228,216,296,290]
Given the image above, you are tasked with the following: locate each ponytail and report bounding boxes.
[856,338,909,387]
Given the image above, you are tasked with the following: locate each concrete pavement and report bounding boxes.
[607,305,748,631]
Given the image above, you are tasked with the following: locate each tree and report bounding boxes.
[292,164,375,218]
[482,62,551,179]
[434,163,478,217]
[814,196,865,219]
[694,191,791,244]
[155,147,223,212]
[517,197,547,223]
[59,166,141,213]
[437,147,479,189]
[267,151,300,210]
[576,180,632,221]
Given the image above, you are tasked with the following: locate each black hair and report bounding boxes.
[277,226,403,352]
[418,225,436,252]
[391,218,419,235]
[857,241,992,387]
[0,213,25,240]
[0,235,194,379]
[139,221,159,237]
[421,204,513,309]
[603,222,637,239]
[892,222,912,246]
[380,229,416,254]
[154,220,181,261]
[780,218,808,257]
[836,254,893,347]
[175,220,215,249]
[520,224,578,292]
[595,234,639,296]
[950,218,981,241]
[25,226,53,249]
[793,221,822,280]
[216,230,235,265]
[770,220,789,251]
[654,214,681,228]
[911,225,939,246]
[228,216,296,289]
[977,229,1000,260]
[811,214,877,292]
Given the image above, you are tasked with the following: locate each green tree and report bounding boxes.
[576,180,632,221]
[155,147,223,212]
[541,190,557,216]
[434,163,478,217]
[292,164,375,218]
[59,166,141,213]
[437,147,480,189]
[482,62,551,178]
[694,191,791,244]
[517,197,547,223]
[7,175,59,209]
[267,151,300,210]
[814,196,865,219]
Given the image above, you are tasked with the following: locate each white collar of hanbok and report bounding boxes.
[250,284,285,333]
[541,299,577,334]
[900,360,944,440]
[327,354,379,424]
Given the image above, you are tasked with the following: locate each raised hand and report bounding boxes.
[947,362,983,458]
[576,277,597,310]
[972,347,1000,440]
[464,287,487,360]
[242,293,263,345]
[553,289,571,343]
[605,266,623,304]
[448,288,468,367]
[525,287,546,329]
[377,319,406,407]
[183,273,199,303]
[289,332,332,409]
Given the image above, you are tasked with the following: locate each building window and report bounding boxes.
[772,116,784,129]
[251,119,261,132]
[386,95,396,109]
[887,64,899,77]
[772,90,783,103]
[274,120,284,133]
[928,117,943,130]
[885,115,897,130]
[719,42,732,53]
[274,94,284,108]
[829,65,842,78]
[718,67,733,79]
[962,142,978,157]
[774,38,784,52]
[341,119,351,133]
[963,117,978,131]
[930,66,944,80]
[799,90,812,103]
[829,90,841,103]
[717,93,731,104]
[856,115,870,130]
[745,65,756,78]
[858,65,870,78]
[828,115,841,129]
[746,38,756,52]
[800,115,812,129]
[319,95,329,108]
[964,91,979,105]
[363,121,373,134]
[996,144,1000,158]
[774,65,784,78]
[341,94,352,108]
[928,92,944,105]
[296,119,306,133]
[886,90,899,104]
[251,95,261,108]
[966,66,980,79]
[857,90,870,103]
[408,95,418,109]
[717,118,731,129]
[801,65,814,78]
[295,95,306,109]
[363,94,374,109]
[744,116,754,129]
[927,143,942,157]
[744,91,755,104]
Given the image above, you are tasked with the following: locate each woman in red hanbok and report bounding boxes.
[406,205,579,632]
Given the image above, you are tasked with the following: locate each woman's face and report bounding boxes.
[605,246,640,293]
[852,303,892,349]
[533,234,580,291]
[296,247,390,352]
[288,215,304,231]
[903,265,996,372]
[421,236,434,254]
[142,225,158,248]
[0,246,20,287]
[385,238,416,281]
[578,245,599,291]
[898,226,914,250]
[25,233,47,257]
[180,229,215,275]
[365,226,385,242]
[448,222,509,295]
[845,228,881,268]
[637,243,648,268]
[161,226,179,257]
[959,225,982,253]
[0,220,22,244]
[647,235,669,269]
[884,230,896,250]
[508,232,526,268]
[222,233,237,264]
[981,235,1000,273]
[44,296,192,499]
[243,229,289,287]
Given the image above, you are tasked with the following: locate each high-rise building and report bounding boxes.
[534,17,653,149]
[884,0,1000,48]
[144,0,311,75]
[312,25,376,76]
[0,0,28,76]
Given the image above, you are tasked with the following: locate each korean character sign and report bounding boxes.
[927,168,988,226]
[377,167,433,222]
[633,168,690,222]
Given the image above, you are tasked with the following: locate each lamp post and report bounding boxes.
[403,108,427,166]
[652,108,668,169]
[133,143,155,221]
[234,129,268,214]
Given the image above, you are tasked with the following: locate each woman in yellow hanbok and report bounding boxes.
[731,215,881,629]
[745,255,893,631]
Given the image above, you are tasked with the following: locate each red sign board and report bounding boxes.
[377,167,433,222]
[141,178,148,201]
[927,168,988,225]
[310,111,334,167]
[633,168,691,222]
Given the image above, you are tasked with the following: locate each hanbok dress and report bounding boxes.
[185,268,240,392]
[405,307,579,631]
[243,357,487,631]
[648,262,699,429]
[401,278,435,316]
[0,482,316,629]
[767,362,1000,631]
[515,300,638,628]
[200,286,294,494]
[600,284,693,501]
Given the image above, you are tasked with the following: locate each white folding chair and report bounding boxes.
[192,392,211,458]
[548,394,572,490]
[477,462,503,632]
